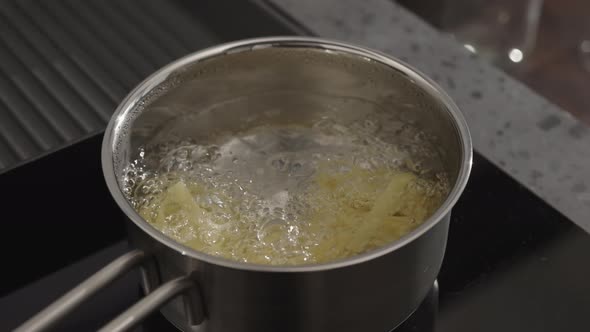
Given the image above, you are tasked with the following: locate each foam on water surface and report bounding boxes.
[124,102,449,265]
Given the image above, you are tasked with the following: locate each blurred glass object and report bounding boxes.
[439,0,544,69]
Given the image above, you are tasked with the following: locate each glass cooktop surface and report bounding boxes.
[2,135,589,332]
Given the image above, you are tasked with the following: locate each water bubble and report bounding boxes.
[257,219,288,246]
[123,101,449,265]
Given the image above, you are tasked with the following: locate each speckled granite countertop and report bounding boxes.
[271,0,590,232]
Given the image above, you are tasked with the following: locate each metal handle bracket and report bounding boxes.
[15,250,203,332]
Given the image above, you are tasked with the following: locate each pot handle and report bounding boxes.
[14,250,203,332]
[99,275,202,332]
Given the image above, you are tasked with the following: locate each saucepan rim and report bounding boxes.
[102,36,472,273]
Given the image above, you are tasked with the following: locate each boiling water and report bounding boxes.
[124,101,450,265]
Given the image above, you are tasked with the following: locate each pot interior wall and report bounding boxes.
[113,47,462,191]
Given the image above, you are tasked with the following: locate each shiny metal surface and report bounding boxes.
[104,36,471,332]
[15,250,146,332]
[126,213,450,332]
[18,37,471,332]
[99,276,199,332]
[104,37,471,331]
[103,37,472,274]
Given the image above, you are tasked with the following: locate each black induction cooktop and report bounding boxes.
[1,0,590,331]
[2,134,589,332]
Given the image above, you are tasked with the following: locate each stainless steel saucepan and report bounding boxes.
[16,37,472,332]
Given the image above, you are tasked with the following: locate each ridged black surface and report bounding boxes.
[0,0,261,172]
[0,0,303,293]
